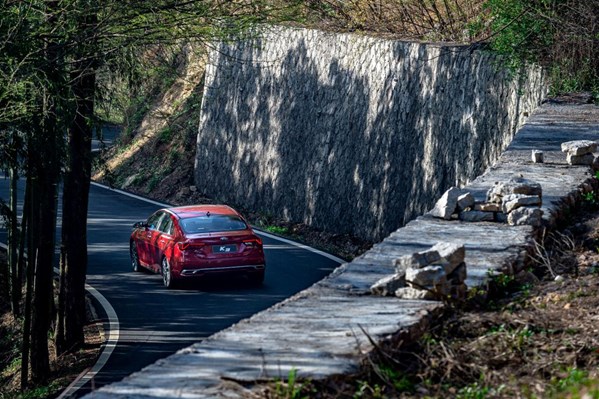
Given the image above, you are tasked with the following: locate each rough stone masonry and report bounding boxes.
[195,26,546,241]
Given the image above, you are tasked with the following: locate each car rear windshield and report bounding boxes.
[179,215,248,234]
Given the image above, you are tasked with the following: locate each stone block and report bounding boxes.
[456,192,475,211]
[561,140,597,156]
[429,187,462,220]
[447,262,467,284]
[567,153,594,165]
[449,283,468,300]
[531,150,543,163]
[486,177,542,203]
[430,242,465,272]
[459,210,494,222]
[502,194,541,213]
[395,286,437,300]
[495,212,508,223]
[370,274,406,296]
[419,249,442,265]
[507,206,543,227]
[406,265,446,287]
[474,202,501,212]
[395,252,432,271]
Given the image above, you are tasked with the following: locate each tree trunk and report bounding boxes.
[30,147,59,384]
[9,162,20,316]
[20,174,34,390]
[29,0,65,382]
[57,1,96,354]
[16,181,28,297]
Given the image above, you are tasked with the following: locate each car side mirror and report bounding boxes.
[133,221,148,229]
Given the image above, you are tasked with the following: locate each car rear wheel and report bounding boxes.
[131,244,140,272]
[249,270,265,286]
[162,257,176,289]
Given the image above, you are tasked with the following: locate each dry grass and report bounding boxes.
[304,0,485,42]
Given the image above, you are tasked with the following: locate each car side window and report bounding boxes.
[147,212,164,230]
[159,215,174,235]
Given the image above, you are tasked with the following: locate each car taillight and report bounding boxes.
[243,238,263,248]
[177,241,205,250]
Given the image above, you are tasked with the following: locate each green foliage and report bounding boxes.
[483,0,553,68]
[583,192,597,205]
[481,0,599,95]
[379,365,415,393]
[548,368,594,397]
[158,127,173,144]
[457,382,492,399]
[353,381,384,398]
[16,380,62,399]
[265,225,290,235]
[147,174,162,192]
[274,368,310,399]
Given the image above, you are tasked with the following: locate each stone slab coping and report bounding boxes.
[86,104,599,398]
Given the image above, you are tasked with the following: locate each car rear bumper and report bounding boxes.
[180,264,265,277]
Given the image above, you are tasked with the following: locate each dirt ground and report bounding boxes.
[0,254,103,399]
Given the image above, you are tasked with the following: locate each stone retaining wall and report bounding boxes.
[195,26,546,240]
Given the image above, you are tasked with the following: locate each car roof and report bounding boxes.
[166,205,239,219]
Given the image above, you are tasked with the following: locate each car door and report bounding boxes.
[140,211,165,268]
[155,214,175,264]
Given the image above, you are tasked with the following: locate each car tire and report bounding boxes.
[249,270,265,286]
[162,257,176,289]
[131,244,140,272]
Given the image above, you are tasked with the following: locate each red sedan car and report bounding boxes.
[130,205,265,288]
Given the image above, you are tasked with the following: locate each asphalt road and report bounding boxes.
[0,177,342,397]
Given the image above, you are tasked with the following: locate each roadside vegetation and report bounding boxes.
[259,201,599,398]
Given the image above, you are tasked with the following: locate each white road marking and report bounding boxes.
[0,242,120,398]
[90,182,171,208]
[57,279,120,399]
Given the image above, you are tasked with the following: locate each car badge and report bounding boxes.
[220,237,228,241]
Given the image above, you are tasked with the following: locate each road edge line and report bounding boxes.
[0,242,120,398]
[90,181,345,264]
[57,278,120,398]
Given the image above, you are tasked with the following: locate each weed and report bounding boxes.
[492,273,514,289]
[265,225,290,236]
[549,368,590,396]
[274,368,310,399]
[1,357,21,378]
[168,148,180,164]
[147,175,161,192]
[353,381,384,399]
[457,382,491,399]
[583,191,597,205]
[19,380,62,399]
[158,127,173,143]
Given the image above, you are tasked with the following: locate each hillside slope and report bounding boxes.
[93,44,209,205]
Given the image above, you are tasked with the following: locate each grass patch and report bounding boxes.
[263,225,290,236]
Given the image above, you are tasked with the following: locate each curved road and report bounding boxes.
[0,178,342,397]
